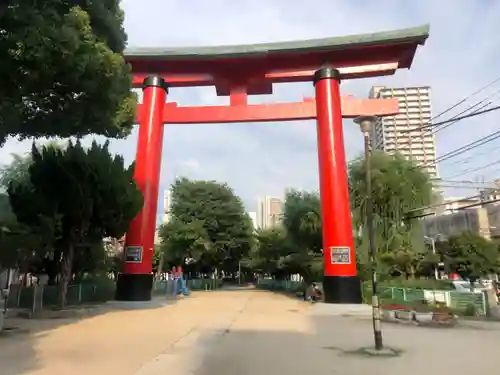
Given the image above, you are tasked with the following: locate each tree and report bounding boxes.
[0,153,31,190]
[7,140,143,307]
[280,190,323,283]
[0,156,51,274]
[440,231,499,284]
[282,190,322,253]
[0,196,46,272]
[249,227,290,277]
[0,1,136,143]
[159,178,254,275]
[348,151,435,279]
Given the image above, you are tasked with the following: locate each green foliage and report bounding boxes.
[0,1,135,143]
[249,153,436,285]
[249,227,290,275]
[439,231,500,282]
[7,140,143,306]
[462,303,478,317]
[0,153,31,190]
[0,191,49,271]
[160,218,208,266]
[159,178,254,273]
[247,190,323,283]
[349,151,434,279]
[282,190,322,253]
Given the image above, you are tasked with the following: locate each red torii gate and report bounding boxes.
[115,25,429,303]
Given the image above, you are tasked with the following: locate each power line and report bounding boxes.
[439,143,499,168]
[417,128,500,171]
[398,76,500,135]
[438,179,494,185]
[432,100,494,135]
[398,88,500,173]
[406,194,483,213]
[406,196,500,220]
[439,185,492,190]
[446,159,500,180]
[417,104,500,132]
[432,86,500,134]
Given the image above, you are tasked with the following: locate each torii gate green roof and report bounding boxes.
[125,24,429,62]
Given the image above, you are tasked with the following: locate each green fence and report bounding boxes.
[6,281,115,309]
[362,284,425,303]
[7,278,223,310]
[256,279,303,292]
[449,291,487,315]
[153,278,223,295]
[256,279,488,315]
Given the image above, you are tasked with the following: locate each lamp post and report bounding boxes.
[354,115,383,351]
[424,235,440,279]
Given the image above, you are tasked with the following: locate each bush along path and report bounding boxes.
[380,299,462,327]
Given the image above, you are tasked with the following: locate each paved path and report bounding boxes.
[1,288,499,375]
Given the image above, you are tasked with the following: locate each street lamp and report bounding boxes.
[424,235,441,279]
[354,115,383,351]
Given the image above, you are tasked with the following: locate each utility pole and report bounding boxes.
[354,115,383,351]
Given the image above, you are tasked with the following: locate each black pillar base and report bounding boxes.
[323,275,362,304]
[115,273,153,301]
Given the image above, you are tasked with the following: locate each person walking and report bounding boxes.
[177,265,190,296]
[172,265,189,298]
[169,266,177,297]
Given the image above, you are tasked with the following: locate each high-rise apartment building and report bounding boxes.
[163,189,172,224]
[369,86,438,178]
[247,211,258,230]
[256,196,283,228]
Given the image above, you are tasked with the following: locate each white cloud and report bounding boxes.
[2,0,500,217]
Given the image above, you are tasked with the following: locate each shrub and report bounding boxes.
[463,303,478,317]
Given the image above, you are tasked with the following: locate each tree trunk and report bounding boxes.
[408,265,416,279]
[58,241,75,309]
[47,248,62,285]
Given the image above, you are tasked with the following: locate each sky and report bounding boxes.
[2,0,500,223]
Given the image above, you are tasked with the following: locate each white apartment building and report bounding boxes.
[256,196,283,229]
[247,211,258,230]
[369,86,438,179]
[163,189,172,224]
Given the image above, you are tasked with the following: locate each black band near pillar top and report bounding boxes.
[143,75,169,92]
[322,275,362,304]
[313,67,341,85]
[115,273,154,301]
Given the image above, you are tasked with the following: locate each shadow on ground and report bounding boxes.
[195,314,500,375]
[0,299,163,375]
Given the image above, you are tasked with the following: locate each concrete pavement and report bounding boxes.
[1,288,499,375]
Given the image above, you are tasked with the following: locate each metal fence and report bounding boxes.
[153,278,222,295]
[7,278,222,310]
[6,282,116,314]
[256,279,303,291]
[256,279,489,315]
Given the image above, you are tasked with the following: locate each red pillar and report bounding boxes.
[314,68,361,304]
[115,76,167,301]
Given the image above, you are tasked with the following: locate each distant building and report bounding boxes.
[247,211,258,230]
[434,196,481,215]
[163,189,172,224]
[154,229,162,245]
[256,196,283,229]
[422,193,500,240]
[369,85,438,179]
